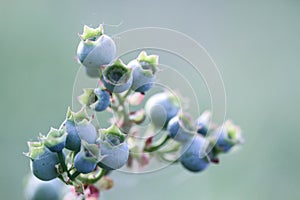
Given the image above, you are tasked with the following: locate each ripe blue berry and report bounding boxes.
[97,125,129,170]
[41,128,67,152]
[78,88,110,111]
[65,108,98,152]
[195,111,211,136]
[102,59,133,93]
[167,113,195,142]
[76,25,116,77]
[145,92,180,129]
[74,142,100,174]
[180,136,210,172]
[65,120,81,152]
[26,142,61,181]
[128,51,158,93]
[91,88,111,112]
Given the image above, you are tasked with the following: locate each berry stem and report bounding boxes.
[88,168,107,184]
[122,89,132,100]
[70,170,81,180]
[144,135,171,152]
[57,151,70,177]
[114,93,131,131]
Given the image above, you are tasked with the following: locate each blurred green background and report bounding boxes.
[1,0,299,199]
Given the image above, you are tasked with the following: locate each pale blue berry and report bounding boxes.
[102,59,133,93]
[97,125,129,170]
[77,25,116,73]
[74,142,100,174]
[195,111,211,136]
[180,136,210,172]
[65,108,98,152]
[76,123,98,144]
[213,120,243,153]
[128,51,158,93]
[145,92,180,129]
[167,113,195,142]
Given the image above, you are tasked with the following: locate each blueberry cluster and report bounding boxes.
[24,24,244,200]
[144,93,244,172]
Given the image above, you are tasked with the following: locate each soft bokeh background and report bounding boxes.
[1,0,299,199]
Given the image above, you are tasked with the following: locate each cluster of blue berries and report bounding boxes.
[144,93,244,172]
[24,24,243,200]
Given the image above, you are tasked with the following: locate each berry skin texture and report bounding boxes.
[91,88,110,112]
[167,115,194,142]
[145,92,180,129]
[31,148,61,181]
[180,136,210,172]
[97,125,129,170]
[128,51,158,93]
[102,59,133,93]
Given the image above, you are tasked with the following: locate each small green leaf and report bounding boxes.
[80,24,104,41]
[78,88,96,107]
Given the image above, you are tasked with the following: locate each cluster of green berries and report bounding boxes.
[24,24,244,200]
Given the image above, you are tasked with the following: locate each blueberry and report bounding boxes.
[128,51,158,93]
[65,107,98,152]
[167,113,195,142]
[65,120,81,152]
[212,120,243,153]
[145,92,180,129]
[195,111,211,136]
[26,142,61,181]
[102,59,133,93]
[91,88,111,112]
[74,142,100,174]
[180,136,210,172]
[76,25,116,74]
[41,128,67,152]
[97,125,129,170]
[76,123,98,144]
